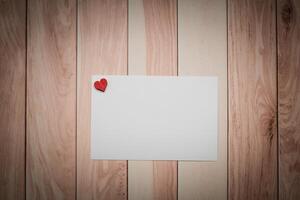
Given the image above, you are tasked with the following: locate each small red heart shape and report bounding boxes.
[94,78,108,92]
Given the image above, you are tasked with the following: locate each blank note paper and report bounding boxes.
[91,75,218,161]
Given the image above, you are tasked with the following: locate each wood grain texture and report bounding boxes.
[178,0,227,199]
[128,0,177,199]
[278,0,300,199]
[0,0,26,199]
[77,0,128,199]
[145,0,178,198]
[143,0,177,76]
[27,0,76,199]
[128,4,152,200]
[228,0,277,199]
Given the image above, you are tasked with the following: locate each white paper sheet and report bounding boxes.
[91,75,218,160]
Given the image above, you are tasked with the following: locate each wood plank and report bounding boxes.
[77,0,128,199]
[177,0,227,199]
[228,0,277,199]
[278,0,300,199]
[128,0,177,199]
[128,2,152,198]
[26,0,76,199]
[0,0,26,199]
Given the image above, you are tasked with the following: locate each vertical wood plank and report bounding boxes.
[128,0,177,199]
[77,0,128,199]
[143,0,177,76]
[178,0,227,199]
[0,0,26,199]
[27,0,76,199]
[278,0,300,199]
[228,0,277,199]
[128,4,152,199]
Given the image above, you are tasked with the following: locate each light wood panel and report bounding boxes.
[0,0,26,199]
[278,0,300,199]
[77,0,128,199]
[228,0,277,199]
[178,0,227,199]
[128,0,177,199]
[27,0,76,199]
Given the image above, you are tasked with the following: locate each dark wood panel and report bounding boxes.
[0,0,26,199]
[228,0,277,199]
[278,0,300,199]
[27,0,76,199]
[77,0,128,199]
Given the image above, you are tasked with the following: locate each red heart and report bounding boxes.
[94,78,108,92]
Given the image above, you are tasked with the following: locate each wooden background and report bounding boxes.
[0,0,299,199]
